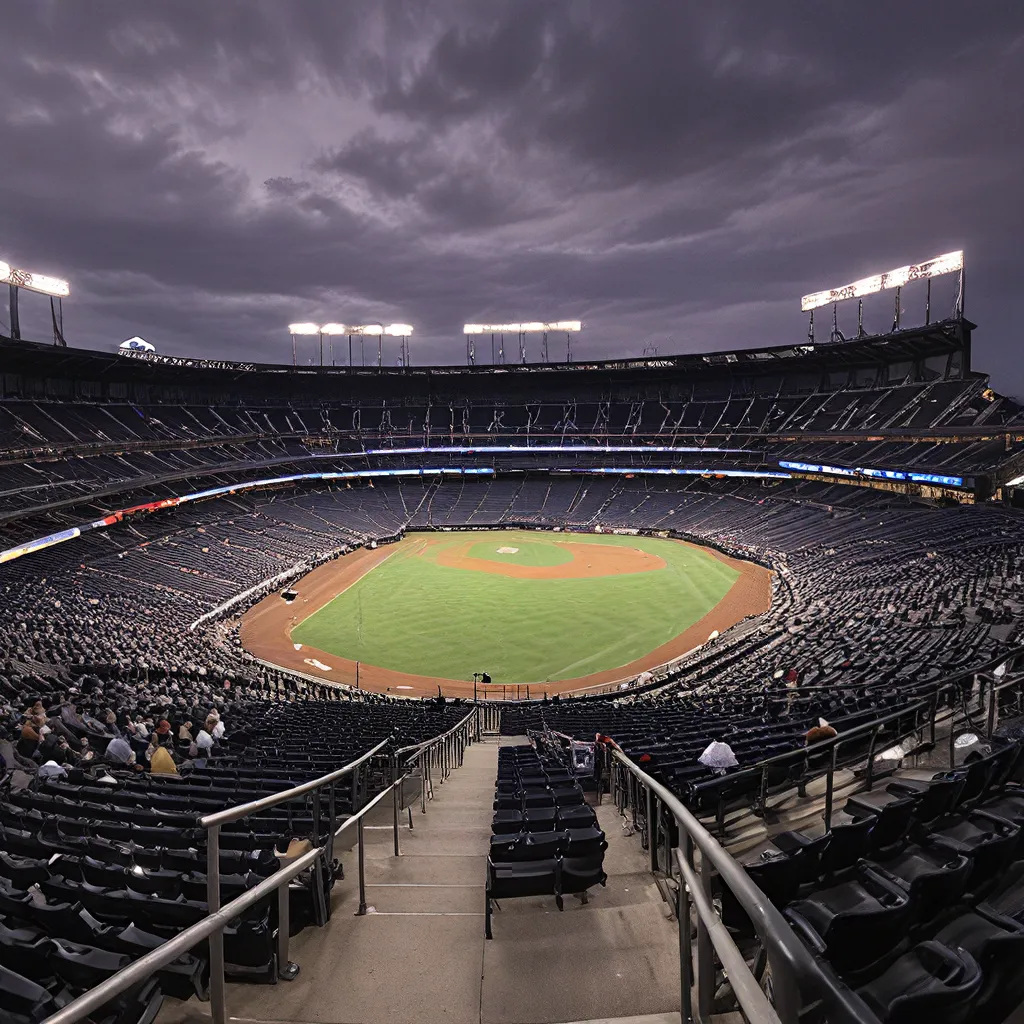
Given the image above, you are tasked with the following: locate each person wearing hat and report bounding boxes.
[154,720,173,746]
[149,745,178,776]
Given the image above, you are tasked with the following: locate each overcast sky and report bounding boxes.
[3,1,1022,393]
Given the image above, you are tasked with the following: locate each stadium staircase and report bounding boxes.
[158,735,692,1024]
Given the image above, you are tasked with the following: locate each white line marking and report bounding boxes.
[359,911,485,917]
[365,883,479,888]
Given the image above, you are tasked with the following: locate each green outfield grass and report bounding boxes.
[291,530,738,682]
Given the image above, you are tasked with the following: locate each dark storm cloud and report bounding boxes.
[1,1,1021,391]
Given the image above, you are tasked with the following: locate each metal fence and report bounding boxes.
[682,645,1024,833]
[611,751,879,1024]
[42,710,482,1024]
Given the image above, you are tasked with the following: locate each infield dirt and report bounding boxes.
[238,533,772,699]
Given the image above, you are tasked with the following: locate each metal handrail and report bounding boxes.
[612,750,879,1024]
[198,737,389,828]
[395,707,480,815]
[688,692,936,830]
[671,647,1024,827]
[41,780,398,1024]
[393,706,479,760]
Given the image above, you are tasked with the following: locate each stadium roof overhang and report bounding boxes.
[0,318,974,389]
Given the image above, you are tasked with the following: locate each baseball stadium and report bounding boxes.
[4,253,1024,1024]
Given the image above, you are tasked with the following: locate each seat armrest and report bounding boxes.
[859,864,910,899]
[783,908,827,955]
[864,862,909,892]
[970,809,1020,833]
[975,902,1024,933]
[885,780,924,796]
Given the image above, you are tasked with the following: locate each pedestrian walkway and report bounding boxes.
[160,735,681,1024]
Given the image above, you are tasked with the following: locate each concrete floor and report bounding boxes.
[159,735,682,1024]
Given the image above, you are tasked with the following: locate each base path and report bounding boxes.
[238,533,772,699]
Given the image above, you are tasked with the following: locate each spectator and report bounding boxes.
[195,723,216,758]
[805,723,838,744]
[17,715,44,759]
[149,745,178,775]
[104,735,134,767]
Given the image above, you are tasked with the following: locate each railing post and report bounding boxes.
[392,754,401,857]
[357,815,368,915]
[678,841,694,1024]
[326,780,337,867]
[865,724,879,790]
[987,675,998,738]
[206,825,226,1024]
[696,849,714,1019]
[277,878,299,980]
[646,787,658,870]
[766,949,801,1022]
[824,745,837,831]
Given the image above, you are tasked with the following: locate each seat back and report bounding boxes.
[820,816,876,878]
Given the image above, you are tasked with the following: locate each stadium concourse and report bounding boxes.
[3,318,1024,1022]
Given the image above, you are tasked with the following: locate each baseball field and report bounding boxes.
[239,530,773,696]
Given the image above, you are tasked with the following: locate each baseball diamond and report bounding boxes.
[240,530,772,695]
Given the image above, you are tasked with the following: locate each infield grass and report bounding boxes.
[291,530,738,682]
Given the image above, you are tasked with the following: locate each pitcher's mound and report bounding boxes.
[496,546,519,554]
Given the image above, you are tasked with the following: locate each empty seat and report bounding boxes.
[931,910,1024,1019]
[785,864,913,972]
[870,843,971,925]
[855,940,982,1024]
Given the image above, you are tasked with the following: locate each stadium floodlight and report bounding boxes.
[320,323,347,334]
[463,321,581,334]
[800,250,964,312]
[2,257,71,344]
[384,323,413,336]
[0,261,71,298]
[288,322,321,335]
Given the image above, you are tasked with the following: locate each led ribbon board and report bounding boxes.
[780,460,963,488]
[800,251,963,312]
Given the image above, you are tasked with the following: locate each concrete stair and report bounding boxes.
[159,735,686,1024]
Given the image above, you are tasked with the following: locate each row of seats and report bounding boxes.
[486,745,606,939]
[723,735,1024,1022]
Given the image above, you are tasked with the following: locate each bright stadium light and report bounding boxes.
[288,322,321,335]
[0,261,71,298]
[801,250,964,312]
[463,321,581,334]
[320,323,347,334]
[2,256,71,344]
[384,323,413,336]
